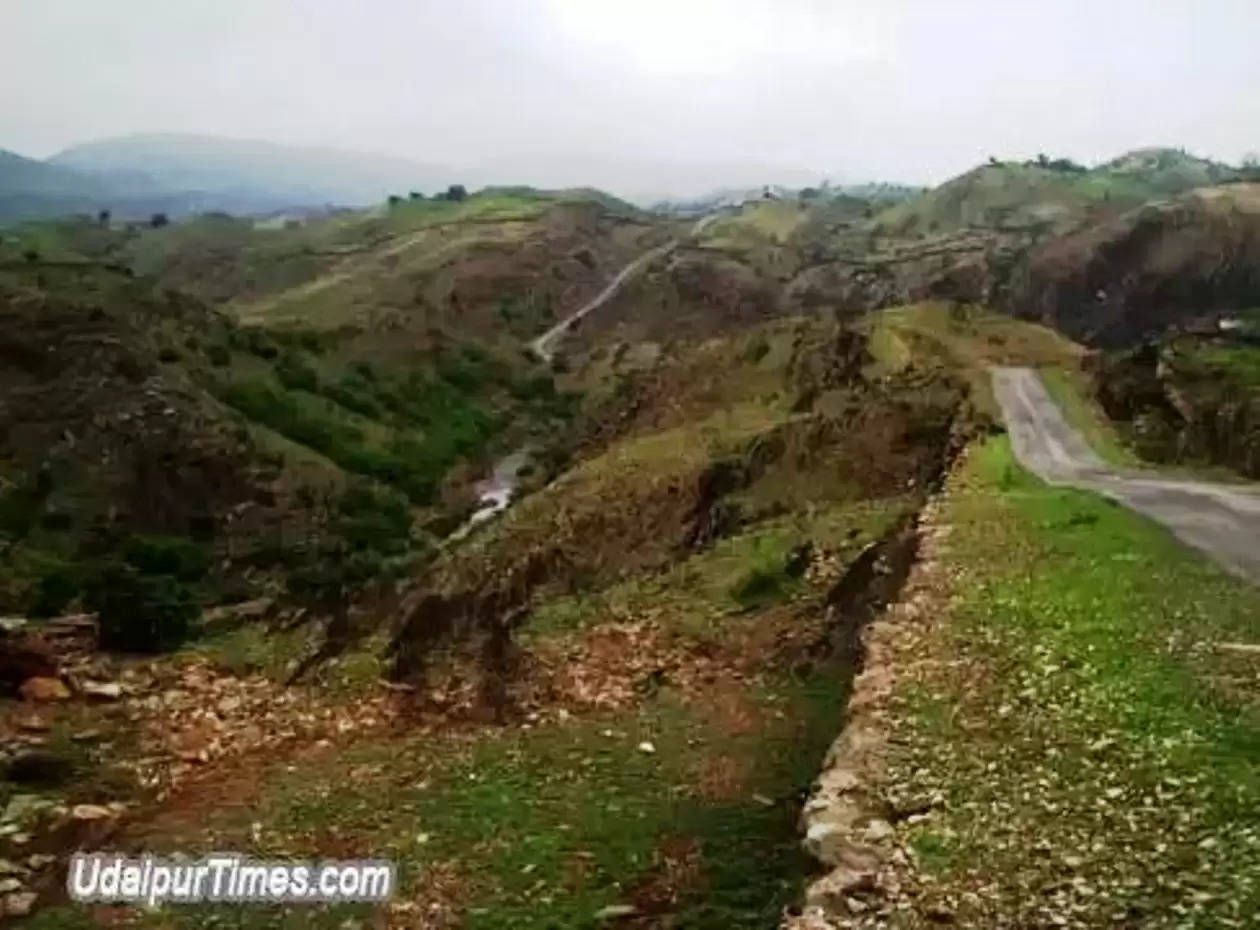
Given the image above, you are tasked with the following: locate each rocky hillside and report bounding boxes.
[1009,184,1260,345]
[1090,322,1260,477]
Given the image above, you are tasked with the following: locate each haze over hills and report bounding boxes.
[50,134,457,210]
[0,133,846,222]
[0,134,462,222]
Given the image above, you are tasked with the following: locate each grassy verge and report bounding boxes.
[884,437,1260,926]
[1038,365,1142,467]
[861,303,1083,420]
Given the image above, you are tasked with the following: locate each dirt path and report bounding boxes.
[992,366,1260,581]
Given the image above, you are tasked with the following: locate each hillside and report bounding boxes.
[0,187,674,621]
[1,147,1259,925]
[0,149,113,221]
[1008,183,1260,345]
[873,148,1243,238]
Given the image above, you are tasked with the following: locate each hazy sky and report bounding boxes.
[3,0,1258,195]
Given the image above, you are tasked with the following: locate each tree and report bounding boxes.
[283,481,424,682]
[387,194,403,207]
[988,155,1000,166]
[409,190,425,200]
[150,212,169,228]
[97,209,111,226]
[446,184,468,202]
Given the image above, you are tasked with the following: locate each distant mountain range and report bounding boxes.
[0,133,845,223]
[0,134,458,222]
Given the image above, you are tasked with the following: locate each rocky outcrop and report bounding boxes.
[1007,184,1260,346]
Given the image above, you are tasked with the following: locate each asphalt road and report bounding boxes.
[529,214,718,362]
[992,366,1260,582]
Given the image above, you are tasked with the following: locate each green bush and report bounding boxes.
[29,564,78,617]
[285,481,420,607]
[123,534,211,582]
[324,373,382,418]
[84,561,197,652]
[729,540,800,610]
[235,328,280,360]
[206,343,231,366]
[275,352,320,392]
[730,565,789,609]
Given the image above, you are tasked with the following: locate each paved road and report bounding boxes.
[992,367,1260,582]
[529,214,718,362]
[529,242,676,361]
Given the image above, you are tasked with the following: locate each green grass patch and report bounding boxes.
[107,671,845,930]
[1038,365,1142,467]
[885,436,1260,924]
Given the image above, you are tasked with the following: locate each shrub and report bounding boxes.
[84,561,197,652]
[206,343,231,366]
[729,539,801,610]
[122,534,211,582]
[324,373,382,418]
[29,565,78,617]
[235,328,280,360]
[741,335,771,364]
[275,352,320,392]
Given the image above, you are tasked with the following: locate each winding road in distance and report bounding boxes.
[992,366,1260,583]
[529,213,721,362]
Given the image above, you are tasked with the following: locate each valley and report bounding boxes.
[1,148,1258,928]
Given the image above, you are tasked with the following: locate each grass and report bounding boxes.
[1174,341,1260,394]
[57,675,840,930]
[1038,365,1142,467]
[861,303,1082,420]
[524,498,905,643]
[883,437,1260,925]
[34,502,883,928]
[28,478,908,928]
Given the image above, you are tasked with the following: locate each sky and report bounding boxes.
[3,0,1259,197]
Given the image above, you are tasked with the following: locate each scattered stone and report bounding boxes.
[217,696,242,715]
[2,891,37,917]
[594,904,638,920]
[0,878,20,894]
[926,902,955,923]
[637,741,656,754]
[81,680,122,701]
[17,677,68,703]
[15,713,50,733]
[70,804,114,821]
[3,794,52,824]
[862,818,894,842]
